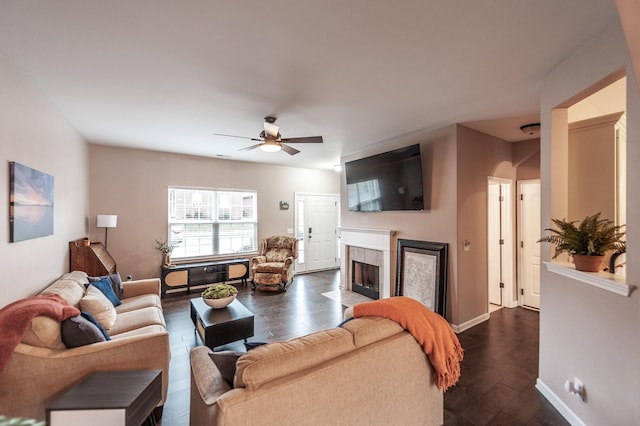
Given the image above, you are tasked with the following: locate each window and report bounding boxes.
[168,187,257,259]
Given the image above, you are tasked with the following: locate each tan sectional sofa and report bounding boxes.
[0,271,170,421]
[190,315,443,425]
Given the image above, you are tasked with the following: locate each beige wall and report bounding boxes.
[88,144,339,280]
[340,126,460,321]
[456,125,516,324]
[513,138,541,181]
[568,113,620,222]
[0,53,89,308]
[540,20,640,424]
[340,125,534,327]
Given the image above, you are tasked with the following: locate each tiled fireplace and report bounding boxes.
[339,227,395,300]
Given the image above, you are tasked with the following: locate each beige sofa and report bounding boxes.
[190,315,443,425]
[0,271,170,421]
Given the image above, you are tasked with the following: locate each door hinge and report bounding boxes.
[499,239,504,245]
[499,282,504,288]
[520,194,523,201]
[520,241,524,248]
[520,289,524,296]
[499,195,504,202]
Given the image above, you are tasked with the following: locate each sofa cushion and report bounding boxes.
[265,249,291,263]
[87,278,121,307]
[234,327,355,388]
[21,316,66,349]
[253,262,286,274]
[109,306,166,336]
[340,317,405,349]
[109,324,167,340]
[40,276,87,307]
[89,273,124,298]
[61,314,107,348]
[79,285,117,330]
[115,294,161,314]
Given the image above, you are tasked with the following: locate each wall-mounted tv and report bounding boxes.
[345,144,424,212]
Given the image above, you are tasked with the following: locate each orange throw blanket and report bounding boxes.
[0,294,80,373]
[353,296,463,391]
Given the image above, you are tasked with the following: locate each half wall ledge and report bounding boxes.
[544,261,635,297]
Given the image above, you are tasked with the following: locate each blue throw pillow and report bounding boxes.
[89,273,124,298]
[81,311,111,341]
[88,277,122,307]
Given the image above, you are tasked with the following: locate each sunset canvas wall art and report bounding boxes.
[9,162,54,242]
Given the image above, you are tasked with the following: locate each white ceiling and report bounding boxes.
[0,1,618,170]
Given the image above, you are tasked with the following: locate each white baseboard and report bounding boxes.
[504,299,518,308]
[450,313,490,333]
[535,378,585,426]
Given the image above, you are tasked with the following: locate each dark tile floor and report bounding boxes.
[159,269,567,425]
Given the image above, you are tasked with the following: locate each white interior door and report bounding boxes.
[487,178,515,309]
[295,193,339,273]
[488,182,503,306]
[519,180,541,309]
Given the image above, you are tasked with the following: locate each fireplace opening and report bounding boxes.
[352,260,380,300]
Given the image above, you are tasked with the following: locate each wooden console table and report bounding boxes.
[161,258,250,297]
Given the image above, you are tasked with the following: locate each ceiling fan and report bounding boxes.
[215,116,323,155]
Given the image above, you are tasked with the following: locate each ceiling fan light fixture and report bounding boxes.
[259,141,281,153]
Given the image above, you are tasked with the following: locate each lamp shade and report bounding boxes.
[96,214,118,228]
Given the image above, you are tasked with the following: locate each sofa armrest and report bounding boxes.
[190,346,232,425]
[122,278,161,298]
[251,256,266,266]
[1,332,170,421]
[284,256,295,268]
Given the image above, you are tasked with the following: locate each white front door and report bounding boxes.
[295,193,339,273]
[519,180,541,309]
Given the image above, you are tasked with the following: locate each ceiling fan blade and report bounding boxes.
[239,143,262,151]
[280,143,300,155]
[281,136,323,144]
[215,133,263,142]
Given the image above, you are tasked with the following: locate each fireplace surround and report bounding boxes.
[339,227,395,299]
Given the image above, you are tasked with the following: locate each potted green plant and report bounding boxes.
[201,284,238,309]
[155,238,177,267]
[538,212,625,272]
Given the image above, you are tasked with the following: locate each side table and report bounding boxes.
[46,370,162,426]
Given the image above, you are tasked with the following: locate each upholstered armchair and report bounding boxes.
[251,235,298,291]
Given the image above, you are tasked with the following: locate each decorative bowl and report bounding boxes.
[202,295,236,309]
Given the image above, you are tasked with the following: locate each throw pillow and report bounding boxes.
[86,278,121,307]
[79,285,117,330]
[61,314,107,348]
[80,311,111,341]
[89,273,124,298]
[209,351,244,386]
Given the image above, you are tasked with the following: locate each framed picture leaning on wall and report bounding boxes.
[395,239,448,317]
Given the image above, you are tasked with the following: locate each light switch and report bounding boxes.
[287,228,294,234]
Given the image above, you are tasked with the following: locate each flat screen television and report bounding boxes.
[345,144,424,212]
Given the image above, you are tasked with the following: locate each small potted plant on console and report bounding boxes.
[202,284,238,309]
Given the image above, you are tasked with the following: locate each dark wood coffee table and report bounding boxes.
[190,297,255,349]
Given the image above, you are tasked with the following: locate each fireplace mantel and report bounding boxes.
[339,227,395,299]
